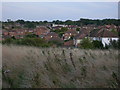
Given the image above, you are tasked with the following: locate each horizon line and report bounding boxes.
[1,18,119,22]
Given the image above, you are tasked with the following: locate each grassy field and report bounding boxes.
[2,45,119,88]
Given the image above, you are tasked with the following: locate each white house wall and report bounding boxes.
[90,37,119,47]
[102,38,119,47]
[74,39,82,47]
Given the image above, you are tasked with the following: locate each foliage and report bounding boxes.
[2,37,51,47]
[25,34,38,38]
[48,40,63,46]
[111,29,118,34]
[79,38,94,49]
[53,27,68,37]
[2,18,120,28]
[24,22,36,29]
[92,40,103,49]
[16,20,25,24]
[76,28,80,31]
[109,39,120,49]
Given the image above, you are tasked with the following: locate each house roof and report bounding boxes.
[74,33,86,39]
[67,25,78,28]
[65,29,77,34]
[80,29,90,34]
[46,32,58,36]
[64,40,74,46]
[49,37,63,42]
[90,29,118,37]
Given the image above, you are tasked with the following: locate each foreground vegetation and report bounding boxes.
[2,36,120,49]
[2,45,119,88]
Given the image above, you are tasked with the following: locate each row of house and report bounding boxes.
[2,24,119,47]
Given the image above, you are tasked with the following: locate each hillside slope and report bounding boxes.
[2,45,119,88]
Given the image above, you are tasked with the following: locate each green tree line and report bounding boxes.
[2,18,120,29]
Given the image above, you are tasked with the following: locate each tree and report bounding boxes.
[53,27,68,38]
[79,38,94,49]
[109,40,119,49]
[16,20,25,24]
[61,27,68,32]
[65,20,74,25]
[48,40,63,46]
[92,40,103,49]
[24,23,36,29]
[25,34,38,38]
[76,28,80,31]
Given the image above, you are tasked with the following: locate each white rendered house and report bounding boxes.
[90,29,119,47]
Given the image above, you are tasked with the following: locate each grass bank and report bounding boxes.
[2,45,119,88]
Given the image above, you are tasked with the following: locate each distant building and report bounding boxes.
[63,29,78,40]
[52,26,63,30]
[67,25,78,29]
[73,33,87,47]
[52,24,67,27]
[34,26,50,38]
[44,32,59,41]
[90,29,119,47]
[64,40,74,47]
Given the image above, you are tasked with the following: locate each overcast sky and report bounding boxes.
[2,2,118,21]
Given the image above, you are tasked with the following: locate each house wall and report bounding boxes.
[102,38,119,47]
[91,37,102,41]
[73,39,82,47]
[91,37,119,47]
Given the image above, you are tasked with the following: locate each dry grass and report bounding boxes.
[2,45,119,88]
[0,44,2,89]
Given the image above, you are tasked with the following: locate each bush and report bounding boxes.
[92,40,103,49]
[109,39,119,49]
[2,38,51,47]
[48,40,63,47]
[79,38,94,49]
[25,34,38,38]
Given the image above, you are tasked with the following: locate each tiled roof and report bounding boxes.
[90,29,118,37]
[74,33,86,39]
[49,37,63,42]
[46,32,58,36]
[64,40,74,46]
[65,29,77,34]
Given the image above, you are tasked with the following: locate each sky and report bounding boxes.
[1,2,118,21]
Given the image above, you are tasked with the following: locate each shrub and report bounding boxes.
[2,38,51,47]
[79,38,94,49]
[48,41,63,47]
[92,40,103,49]
[109,40,119,49]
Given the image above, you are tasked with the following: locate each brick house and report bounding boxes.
[64,40,74,47]
[34,26,50,38]
[8,30,16,37]
[2,30,9,36]
[67,25,78,29]
[73,33,87,47]
[63,29,78,40]
[52,26,63,30]
[44,32,59,41]
[15,29,26,39]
